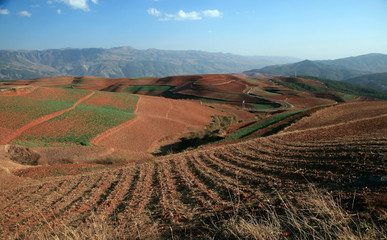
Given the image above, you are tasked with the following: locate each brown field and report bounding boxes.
[90,95,225,157]
[0,75,386,239]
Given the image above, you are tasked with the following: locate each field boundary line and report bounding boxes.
[1,91,96,144]
[90,95,142,146]
[165,99,174,119]
[277,113,387,137]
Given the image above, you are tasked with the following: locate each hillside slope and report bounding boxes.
[1,101,386,239]
[344,72,387,92]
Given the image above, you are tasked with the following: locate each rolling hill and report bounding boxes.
[0,47,299,80]
[344,72,387,92]
[0,74,386,239]
[244,53,387,88]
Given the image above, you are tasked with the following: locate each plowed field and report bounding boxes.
[1,102,386,238]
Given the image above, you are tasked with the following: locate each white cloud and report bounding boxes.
[57,9,62,14]
[18,11,32,17]
[202,9,222,18]
[147,8,161,17]
[56,0,98,11]
[0,8,10,15]
[161,10,201,21]
[150,8,223,21]
[176,10,201,20]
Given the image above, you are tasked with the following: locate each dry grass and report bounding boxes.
[219,185,386,240]
[6,212,160,240]
[4,186,385,240]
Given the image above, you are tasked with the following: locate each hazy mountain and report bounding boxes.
[344,72,387,92]
[319,53,387,73]
[244,53,387,81]
[0,47,299,80]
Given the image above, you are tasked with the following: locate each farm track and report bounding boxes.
[1,127,386,237]
[90,96,141,146]
[1,91,95,144]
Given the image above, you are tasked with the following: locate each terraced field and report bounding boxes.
[1,109,386,238]
[9,90,138,146]
[0,88,90,131]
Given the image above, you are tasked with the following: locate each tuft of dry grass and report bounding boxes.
[7,212,160,240]
[219,185,386,240]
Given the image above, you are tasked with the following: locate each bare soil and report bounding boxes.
[90,95,225,156]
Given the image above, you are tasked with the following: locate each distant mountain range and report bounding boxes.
[244,53,387,91]
[0,47,299,80]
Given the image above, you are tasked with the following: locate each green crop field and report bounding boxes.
[0,88,91,130]
[123,85,174,94]
[12,91,138,146]
[223,109,304,141]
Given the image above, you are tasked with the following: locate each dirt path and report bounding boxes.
[90,96,142,145]
[165,99,173,119]
[0,91,95,144]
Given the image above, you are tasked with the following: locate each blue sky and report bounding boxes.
[0,0,386,59]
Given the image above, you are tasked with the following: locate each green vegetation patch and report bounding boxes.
[0,79,17,83]
[0,89,91,130]
[13,103,137,146]
[253,87,281,95]
[224,110,304,141]
[292,76,387,100]
[244,78,261,83]
[271,79,325,92]
[12,91,139,146]
[157,114,238,155]
[123,85,174,94]
[250,103,281,110]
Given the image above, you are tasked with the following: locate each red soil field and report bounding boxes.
[3,76,74,87]
[269,94,336,107]
[0,88,92,137]
[1,91,95,145]
[278,76,328,88]
[1,102,385,238]
[284,101,387,132]
[72,77,132,91]
[82,90,138,111]
[0,75,386,238]
[90,95,226,156]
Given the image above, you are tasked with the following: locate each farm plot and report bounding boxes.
[82,90,138,111]
[12,91,138,146]
[0,87,91,130]
[122,85,174,95]
[284,101,387,132]
[2,128,386,238]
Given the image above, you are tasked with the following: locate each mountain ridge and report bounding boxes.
[0,47,299,80]
[244,53,387,90]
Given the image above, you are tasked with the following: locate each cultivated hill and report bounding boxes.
[1,74,386,239]
[0,47,299,80]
